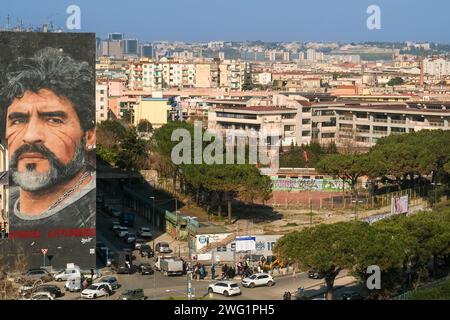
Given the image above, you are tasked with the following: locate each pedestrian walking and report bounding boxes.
[283,291,292,300]
[211,264,216,280]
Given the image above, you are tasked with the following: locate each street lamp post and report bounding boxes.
[187,271,193,300]
[149,196,155,227]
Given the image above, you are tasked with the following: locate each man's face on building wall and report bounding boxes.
[6,89,87,192]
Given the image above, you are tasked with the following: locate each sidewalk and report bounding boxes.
[298,275,358,299]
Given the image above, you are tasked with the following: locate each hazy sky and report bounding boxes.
[1,0,449,43]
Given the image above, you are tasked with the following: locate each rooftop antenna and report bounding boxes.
[6,14,10,30]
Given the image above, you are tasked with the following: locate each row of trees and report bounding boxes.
[317,130,450,194]
[274,203,450,300]
[151,121,273,223]
[280,141,338,168]
[97,120,151,171]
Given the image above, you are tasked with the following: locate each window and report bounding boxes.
[100,90,105,94]
[302,119,311,125]
[100,97,104,102]
[282,113,295,119]
[302,131,311,136]
[284,125,295,131]
[217,246,227,252]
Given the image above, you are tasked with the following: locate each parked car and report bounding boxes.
[115,226,128,238]
[340,291,363,300]
[241,273,275,288]
[110,208,121,218]
[124,232,137,244]
[138,263,154,275]
[111,221,121,231]
[20,269,53,283]
[81,283,112,299]
[34,284,63,298]
[155,242,171,253]
[134,238,147,250]
[208,281,241,297]
[137,227,153,239]
[119,288,145,300]
[308,269,325,279]
[139,244,154,258]
[96,276,119,290]
[31,292,55,300]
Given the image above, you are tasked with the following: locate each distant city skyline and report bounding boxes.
[1,0,450,43]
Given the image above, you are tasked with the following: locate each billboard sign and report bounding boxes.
[235,236,256,252]
[391,195,408,215]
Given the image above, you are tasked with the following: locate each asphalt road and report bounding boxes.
[66,187,359,301]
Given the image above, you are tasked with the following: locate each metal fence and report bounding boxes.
[393,275,450,300]
[271,185,447,212]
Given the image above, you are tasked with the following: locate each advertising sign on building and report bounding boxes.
[195,233,232,251]
[235,236,256,252]
[391,195,408,215]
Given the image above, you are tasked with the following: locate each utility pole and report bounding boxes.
[187,271,193,300]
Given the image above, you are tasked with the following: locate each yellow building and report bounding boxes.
[133,95,171,129]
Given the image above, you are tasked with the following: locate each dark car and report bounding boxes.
[97,276,120,290]
[340,291,363,300]
[119,288,145,300]
[34,284,63,298]
[139,244,154,258]
[308,269,325,279]
[138,263,154,275]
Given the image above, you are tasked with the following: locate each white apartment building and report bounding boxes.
[128,60,196,90]
[208,106,298,147]
[312,101,450,149]
[424,58,450,77]
[96,83,108,122]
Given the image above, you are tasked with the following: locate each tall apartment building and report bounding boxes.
[100,40,123,58]
[424,58,450,77]
[122,39,139,56]
[96,83,109,122]
[127,60,196,91]
[108,33,124,41]
[195,62,219,88]
[139,44,153,58]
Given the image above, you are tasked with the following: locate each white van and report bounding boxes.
[55,264,81,282]
[65,275,82,292]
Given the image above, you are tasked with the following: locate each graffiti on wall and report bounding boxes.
[271,178,350,191]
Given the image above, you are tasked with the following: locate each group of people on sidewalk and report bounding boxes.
[182,259,207,280]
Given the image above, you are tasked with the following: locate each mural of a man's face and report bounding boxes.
[6,88,87,192]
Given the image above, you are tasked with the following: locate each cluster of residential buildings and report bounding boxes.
[95,38,450,155]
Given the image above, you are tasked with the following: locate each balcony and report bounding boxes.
[373,118,388,123]
[339,116,353,121]
[429,122,445,127]
[356,129,370,134]
[391,119,406,124]
[373,130,388,135]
